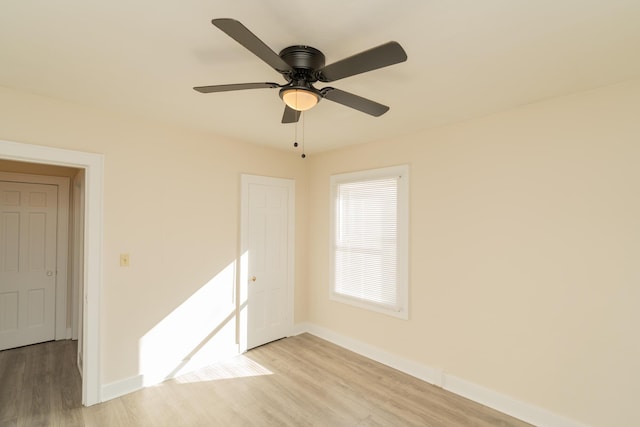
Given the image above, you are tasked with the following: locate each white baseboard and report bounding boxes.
[294,322,586,427]
[100,353,242,402]
[101,375,144,402]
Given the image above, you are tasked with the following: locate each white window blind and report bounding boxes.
[330,165,409,319]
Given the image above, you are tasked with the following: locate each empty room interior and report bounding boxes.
[1,1,639,426]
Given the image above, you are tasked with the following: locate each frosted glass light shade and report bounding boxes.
[282,89,319,111]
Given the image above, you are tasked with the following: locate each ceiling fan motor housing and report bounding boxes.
[279,46,325,82]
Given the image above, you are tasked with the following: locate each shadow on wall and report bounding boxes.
[139,257,244,386]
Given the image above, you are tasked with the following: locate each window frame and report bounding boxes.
[329,164,409,320]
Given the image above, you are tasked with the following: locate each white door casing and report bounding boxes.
[0,181,57,350]
[0,139,104,406]
[240,175,294,351]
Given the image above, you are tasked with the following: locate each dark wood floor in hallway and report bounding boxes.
[0,333,532,426]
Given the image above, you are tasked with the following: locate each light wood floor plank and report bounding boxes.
[0,334,532,426]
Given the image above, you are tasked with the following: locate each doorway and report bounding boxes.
[0,139,103,406]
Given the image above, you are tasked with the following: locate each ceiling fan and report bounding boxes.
[194,18,408,123]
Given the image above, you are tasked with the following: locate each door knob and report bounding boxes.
[250,276,257,282]
[46,271,54,277]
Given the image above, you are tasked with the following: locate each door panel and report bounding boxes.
[2,212,20,271]
[0,181,57,350]
[0,292,18,330]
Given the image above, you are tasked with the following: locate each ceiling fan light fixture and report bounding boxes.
[281,88,319,111]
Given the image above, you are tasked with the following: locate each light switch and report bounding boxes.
[120,253,130,267]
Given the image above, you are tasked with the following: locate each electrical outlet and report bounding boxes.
[120,253,130,267]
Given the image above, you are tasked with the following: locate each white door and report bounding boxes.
[241,175,294,350]
[0,181,58,351]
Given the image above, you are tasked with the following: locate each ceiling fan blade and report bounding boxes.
[281,105,301,123]
[212,18,293,74]
[317,41,407,83]
[193,82,280,93]
[321,88,390,116]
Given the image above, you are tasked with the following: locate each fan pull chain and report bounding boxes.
[301,111,306,159]
[292,90,300,149]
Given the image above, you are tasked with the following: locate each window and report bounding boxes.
[330,165,409,319]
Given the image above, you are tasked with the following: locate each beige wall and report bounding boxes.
[306,78,640,427]
[0,86,308,385]
[0,159,79,177]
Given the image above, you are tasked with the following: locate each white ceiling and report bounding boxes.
[2,1,640,153]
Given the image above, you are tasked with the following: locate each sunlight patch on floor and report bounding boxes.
[173,354,273,383]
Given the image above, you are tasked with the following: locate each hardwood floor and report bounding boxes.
[0,334,532,426]
[0,337,82,427]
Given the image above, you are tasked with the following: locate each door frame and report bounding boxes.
[0,172,70,341]
[239,174,295,353]
[0,139,103,406]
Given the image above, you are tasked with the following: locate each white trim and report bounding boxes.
[0,139,103,406]
[443,374,584,427]
[0,171,70,342]
[239,174,295,353]
[101,375,144,402]
[295,322,586,427]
